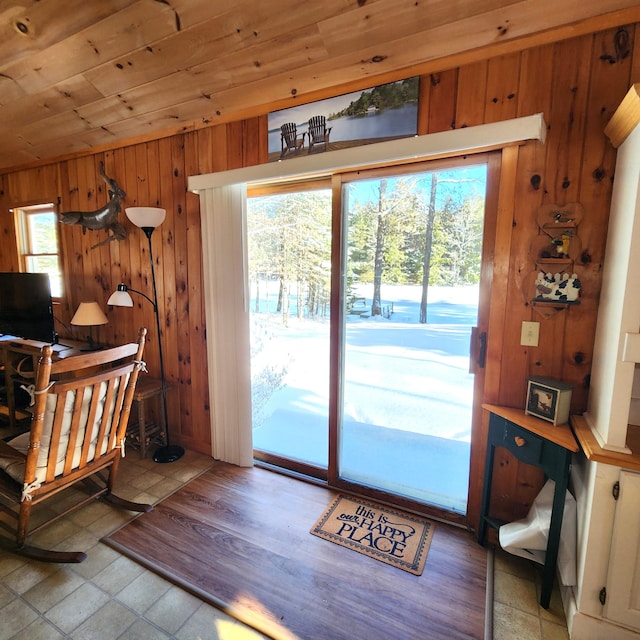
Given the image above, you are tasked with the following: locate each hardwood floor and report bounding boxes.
[105,462,487,640]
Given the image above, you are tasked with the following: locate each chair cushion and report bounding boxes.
[0,378,122,485]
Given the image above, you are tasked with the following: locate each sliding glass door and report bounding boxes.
[247,156,491,515]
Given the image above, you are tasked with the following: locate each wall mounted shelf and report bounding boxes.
[526,202,583,318]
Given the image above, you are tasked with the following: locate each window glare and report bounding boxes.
[28,212,58,253]
[16,203,62,298]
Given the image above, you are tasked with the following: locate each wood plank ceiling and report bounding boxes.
[1,0,639,173]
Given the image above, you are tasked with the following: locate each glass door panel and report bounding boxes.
[338,165,487,513]
[247,188,332,472]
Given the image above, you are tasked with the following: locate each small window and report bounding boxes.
[14,203,63,298]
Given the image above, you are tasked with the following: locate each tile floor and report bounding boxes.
[492,547,569,640]
[0,450,270,640]
[0,448,570,640]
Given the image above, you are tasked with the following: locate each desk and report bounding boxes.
[0,336,83,431]
[478,403,579,609]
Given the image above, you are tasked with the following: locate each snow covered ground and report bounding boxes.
[251,284,479,513]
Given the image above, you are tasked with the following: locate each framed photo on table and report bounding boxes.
[525,376,573,425]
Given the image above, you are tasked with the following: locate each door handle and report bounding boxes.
[478,331,487,369]
[470,328,487,373]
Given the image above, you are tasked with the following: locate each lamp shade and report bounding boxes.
[107,284,134,307]
[126,207,166,229]
[71,302,108,326]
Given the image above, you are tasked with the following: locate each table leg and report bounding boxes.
[478,436,496,545]
[137,398,146,459]
[540,453,570,609]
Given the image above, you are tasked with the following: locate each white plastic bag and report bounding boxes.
[499,479,576,586]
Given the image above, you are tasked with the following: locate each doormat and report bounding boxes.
[310,495,435,575]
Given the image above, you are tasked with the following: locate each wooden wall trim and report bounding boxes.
[484,145,520,404]
[605,84,640,147]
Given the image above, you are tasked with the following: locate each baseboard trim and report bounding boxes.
[485,546,494,640]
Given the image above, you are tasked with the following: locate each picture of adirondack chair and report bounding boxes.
[280,122,305,157]
[307,115,332,153]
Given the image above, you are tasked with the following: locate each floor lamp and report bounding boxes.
[107,206,185,463]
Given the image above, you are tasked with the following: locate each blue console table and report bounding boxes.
[478,403,579,608]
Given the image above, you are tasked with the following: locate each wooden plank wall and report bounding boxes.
[0,24,636,521]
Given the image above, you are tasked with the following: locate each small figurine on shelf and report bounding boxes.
[534,271,581,302]
[554,273,581,302]
[553,210,575,224]
[535,272,558,299]
[551,231,573,258]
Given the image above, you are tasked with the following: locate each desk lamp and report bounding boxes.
[71,301,108,350]
[107,207,184,464]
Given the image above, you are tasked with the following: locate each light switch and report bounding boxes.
[521,321,540,347]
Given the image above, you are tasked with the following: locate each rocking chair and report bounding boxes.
[307,115,332,153]
[0,327,151,562]
[280,122,305,157]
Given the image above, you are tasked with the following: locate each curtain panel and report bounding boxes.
[199,184,253,466]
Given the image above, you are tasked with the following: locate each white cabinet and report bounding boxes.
[604,470,640,630]
[583,114,640,452]
[566,86,640,639]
